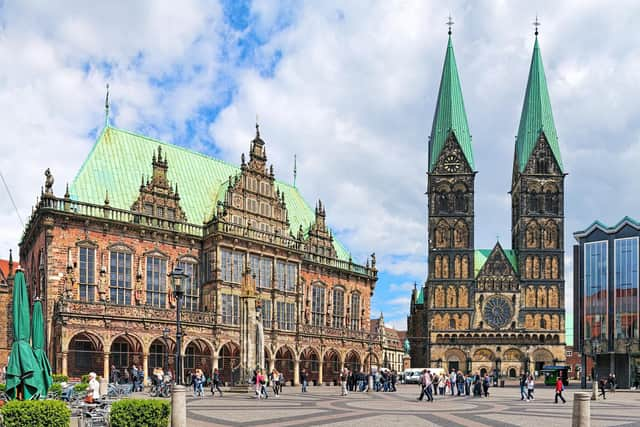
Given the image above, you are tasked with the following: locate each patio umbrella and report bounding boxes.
[32,298,53,397]
[5,270,41,400]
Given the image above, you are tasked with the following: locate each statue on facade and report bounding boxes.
[403,338,410,355]
[135,267,145,305]
[98,266,109,302]
[44,168,54,195]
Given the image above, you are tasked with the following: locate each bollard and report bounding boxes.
[367,375,374,392]
[572,392,591,427]
[591,380,598,400]
[99,378,108,398]
[171,384,187,427]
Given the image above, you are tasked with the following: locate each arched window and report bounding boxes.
[350,293,361,330]
[529,191,539,213]
[449,318,456,329]
[437,192,449,213]
[178,260,198,311]
[536,157,548,174]
[332,288,345,328]
[540,318,547,329]
[454,191,466,212]
[311,285,325,327]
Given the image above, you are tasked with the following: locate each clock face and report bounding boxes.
[483,296,513,329]
[443,154,461,172]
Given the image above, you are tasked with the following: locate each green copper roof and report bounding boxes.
[416,287,424,305]
[70,126,350,260]
[429,35,474,172]
[474,246,518,277]
[515,36,563,172]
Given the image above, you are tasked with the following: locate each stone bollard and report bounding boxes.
[572,392,591,427]
[367,374,373,392]
[99,378,108,398]
[171,384,187,427]
[591,380,598,400]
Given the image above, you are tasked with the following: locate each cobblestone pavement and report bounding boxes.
[184,384,640,427]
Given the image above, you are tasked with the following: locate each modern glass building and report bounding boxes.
[574,217,640,388]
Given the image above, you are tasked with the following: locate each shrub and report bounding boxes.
[0,383,5,392]
[49,383,63,396]
[0,400,70,427]
[52,374,68,383]
[73,382,88,392]
[110,399,170,427]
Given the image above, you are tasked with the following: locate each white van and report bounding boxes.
[403,369,424,384]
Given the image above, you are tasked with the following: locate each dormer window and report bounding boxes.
[144,203,153,216]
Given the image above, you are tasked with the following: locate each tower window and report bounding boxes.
[454,191,466,212]
[436,192,449,213]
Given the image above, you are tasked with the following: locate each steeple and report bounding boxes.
[514,31,563,173]
[428,30,474,172]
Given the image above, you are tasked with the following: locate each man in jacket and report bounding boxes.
[554,376,566,403]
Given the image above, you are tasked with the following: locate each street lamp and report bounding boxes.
[367,344,373,392]
[524,356,530,375]
[169,265,188,385]
[162,327,170,375]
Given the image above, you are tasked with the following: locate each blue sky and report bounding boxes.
[2,1,640,339]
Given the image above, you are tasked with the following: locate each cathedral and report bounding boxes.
[407,27,566,377]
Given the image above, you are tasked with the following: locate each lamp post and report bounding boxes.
[524,356,530,375]
[170,265,188,385]
[162,327,170,375]
[367,344,374,392]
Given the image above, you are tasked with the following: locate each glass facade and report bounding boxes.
[584,241,608,340]
[615,238,639,338]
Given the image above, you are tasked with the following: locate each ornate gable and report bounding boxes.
[522,133,562,176]
[476,243,518,292]
[304,200,337,258]
[432,134,473,175]
[217,125,291,237]
[130,146,187,222]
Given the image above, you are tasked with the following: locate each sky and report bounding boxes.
[1,1,640,338]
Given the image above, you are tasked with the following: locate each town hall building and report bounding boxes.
[408,27,566,377]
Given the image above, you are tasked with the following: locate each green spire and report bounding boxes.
[429,34,474,172]
[515,35,563,172]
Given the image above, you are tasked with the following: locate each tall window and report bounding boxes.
[178,261,198,311]
[250,255,272,289]
[615,238,638,338]
[277,301,295,331]
[262,300,272,328]
[110,251,132,305]
[79,247,96,302]
[584,241,608,339]
[332,288,344,328]
[275,260,285,290]
[275,260,296,291]
[350,293,361,330]
[221,249,245,283]
[311,285,325,327]
[146,256,167,308]
[286,263,297,291]
[221,294,239,325]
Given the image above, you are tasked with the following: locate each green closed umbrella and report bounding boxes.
[5,270,41,399]
[32,298,53,397]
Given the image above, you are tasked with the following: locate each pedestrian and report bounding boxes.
[608,373,616,393]
[86,372,100,403]
[391,370,397,392]
[465,373,471,396]
[449,369,457,396]
[519,373,528,401]
[340,368,349,396]
[300,368,308,393]
[271,369,280,397]
[482,373,490,397]
[131,364,139,391]
[110,364,120,384]
[211,368,223,397]
[554,376,566,404]
[193,369,205,398]
[598,378,607,399]
[417,369,428,401]
[457,371,465,396]
[527,375,535,400]
[278,370,284,394]
[438,373,446,396]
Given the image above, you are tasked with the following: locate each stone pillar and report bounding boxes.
[293,358,300,386]
[591,378,598,400]
[103,352,110,382]
[318,360,323,385]
[239,293,257,387]
[99,378,108,398]
[171,384,187,427]
[268,356,275,374]
[142,353,149,386]
[212,354,219,371]
[572,392,591,427]
[61,352,68,376]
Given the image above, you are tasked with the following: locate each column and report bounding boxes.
[318,360,323,385]
[268,356,275,374]
[293,358,300,386]
[142,353,149,386]
[61,352,68,377]
[103,352,110,381]
[212,354,219,371]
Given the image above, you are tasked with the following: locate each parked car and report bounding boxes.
[403,369,423,384]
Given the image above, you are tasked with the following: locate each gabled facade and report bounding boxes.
[408,30,566,377]
[18,124,380,384]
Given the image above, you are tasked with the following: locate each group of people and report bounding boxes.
[110,364,145,392]
[417,369,493,402]
[189,368,224,398]
[598,373,617,399]
[253,368,284,399]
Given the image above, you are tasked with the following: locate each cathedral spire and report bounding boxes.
[514,29,563,173]
[428,26,474,172]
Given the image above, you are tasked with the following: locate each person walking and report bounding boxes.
[527,375,535,400]
[598,378,607,399]
[519,373,529,401]
[210,368,223,397]
[438,373,446,396]
[271,369,280,397]
[340,368,349,396]
[449,369,457,396]
[417,369,428,401]
[482,373,490,397]
[300,369,308,393]
[554,376,566,404]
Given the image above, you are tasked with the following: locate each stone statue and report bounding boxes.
[403,338,410,355]
[98,267,109,302]
[256,306,265,370]
[44,168,54,195]
[135,268,144,305]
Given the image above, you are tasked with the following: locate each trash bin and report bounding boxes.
[500,380,505,388]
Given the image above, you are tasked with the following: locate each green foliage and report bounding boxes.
[81,374,90,383]
[49,383,63,396]
[73,382,88,392]
[110,399,170,427]
[0,383,5,392]
[51,374,68,383]
[0,400,70,427]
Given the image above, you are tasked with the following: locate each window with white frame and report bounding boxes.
[277,301,296,331]
[146,256,167,308]
[79,246,96,302]
[350,293,361,330]
[332,288,344,328]
[109,251,132,305]
[178,260,198,311]
[311,285,325,327]
[221,294,239,325]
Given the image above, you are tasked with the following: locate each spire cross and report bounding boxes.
[104,83,110,126]
[293,154,297,188]
[446,14,454,35]
[255,114,260,137]
[533,15,541,36]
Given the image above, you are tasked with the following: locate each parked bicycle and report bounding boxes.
[149,381,172,398]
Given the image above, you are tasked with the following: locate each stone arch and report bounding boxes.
[533,257,540,279]
[503,348,523,362]
[148,336,176,377]
[548,286,559,308]
[344,350,361,373]
[184,338,213,378]
[537,287,547,308]
[532,348,554,371]
[543,220,559,249]
[473,348,496,362]
[363,352,379,370]
[525,220,540,248]
[435,220,451,248]
[551,314,560,330]
[301,347,321,382]
[442,255,450,278]
[434,256,442,278]
[446,286,457,308]
[508,367,518,378]
[461,255,469,279]
[525,287,536,307]
[453,220,469,248]
[275,345,295,382]
[67,331,104,379]
[454,255,462,278]
[551,257,559,279]
[109,333,144,377]
[219,341,240,386]
[544,256,552,279]
[435,286,445,307]
[320,349,339,384]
